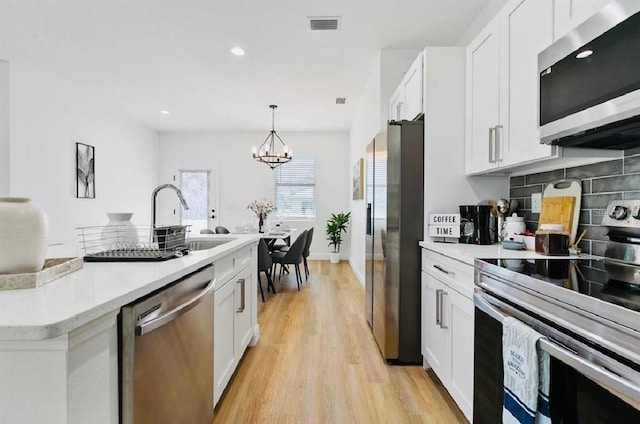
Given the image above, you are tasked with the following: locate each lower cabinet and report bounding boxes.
[214,258,256,406]
[422,250,474,420]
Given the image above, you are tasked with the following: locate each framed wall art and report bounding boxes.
[352,158,364,200]
[76,142,95,198]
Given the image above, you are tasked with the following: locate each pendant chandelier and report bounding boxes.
[252,104,292,169]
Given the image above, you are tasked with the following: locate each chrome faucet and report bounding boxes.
[151,184,189,228]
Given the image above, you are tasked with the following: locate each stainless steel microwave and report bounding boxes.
[538,0,640,148]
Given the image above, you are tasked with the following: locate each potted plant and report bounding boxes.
[326,212,351,263]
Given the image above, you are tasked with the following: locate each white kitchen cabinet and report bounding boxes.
[389,85,404,120]
[403,52,424,121]
[554,0,612,40]
[465,0,620,176]
[389,52,423,121]
[499,0,557,168]
[234,265,254,356]
[466,0,557,175]
[213,244,257,406]
[421,249,474,420]
[465,16,501,174]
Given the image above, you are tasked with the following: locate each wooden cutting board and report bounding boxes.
[539,179,583,242]
[538,196,576,236]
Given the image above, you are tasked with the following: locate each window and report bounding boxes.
[274,154,316,219]
[180,170,210,233]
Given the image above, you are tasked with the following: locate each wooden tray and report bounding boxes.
[0,257,83,290]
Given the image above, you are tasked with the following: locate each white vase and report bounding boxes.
[0,198,49,274]
[329,252,340,264]
[101,213,138,248]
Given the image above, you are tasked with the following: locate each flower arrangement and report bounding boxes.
[247,198,276,219]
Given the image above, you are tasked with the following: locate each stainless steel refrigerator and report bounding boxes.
[365,119,424,364]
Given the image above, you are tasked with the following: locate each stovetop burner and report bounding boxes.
[482,258,640,312]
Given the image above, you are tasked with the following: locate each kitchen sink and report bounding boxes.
[188,239,234,251]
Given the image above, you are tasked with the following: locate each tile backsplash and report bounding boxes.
[509,149,640,256]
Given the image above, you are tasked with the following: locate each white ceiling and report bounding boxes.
[0,0,488,132]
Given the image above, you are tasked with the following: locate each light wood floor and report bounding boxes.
[213,260,468,423]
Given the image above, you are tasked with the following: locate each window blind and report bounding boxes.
[275,154,316,219]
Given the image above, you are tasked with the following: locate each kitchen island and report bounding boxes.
[0,234,259,424]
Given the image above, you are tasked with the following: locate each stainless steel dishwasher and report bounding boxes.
[120,265,215,424]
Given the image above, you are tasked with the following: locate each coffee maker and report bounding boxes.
[459,205,496,245]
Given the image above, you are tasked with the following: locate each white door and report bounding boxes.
[423,272,450,382]
[447,289,475,421]
[214,279,236,406]
[500,0,556,167]
[403,52,424,121]
[389,85,404,120]
[466,16,501,174]
[234,266,253,355]
[179,169,219,234]
[554,0,612,40]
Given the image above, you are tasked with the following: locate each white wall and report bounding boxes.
[158,131,350,259]
[8,64,160,257]
[0,60,9,196]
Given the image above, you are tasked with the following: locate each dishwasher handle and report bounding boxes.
[136,278,216,336]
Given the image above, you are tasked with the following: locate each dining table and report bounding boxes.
[259,228,297,250]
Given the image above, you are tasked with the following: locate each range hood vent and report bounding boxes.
[308,16,341,31]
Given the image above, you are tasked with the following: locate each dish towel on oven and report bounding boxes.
[502,317,551,424]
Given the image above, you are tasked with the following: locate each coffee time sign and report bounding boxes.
[428,213,460,239]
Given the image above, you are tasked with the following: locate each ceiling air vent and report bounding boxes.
[335,97,346,105]
[308,16,341,31]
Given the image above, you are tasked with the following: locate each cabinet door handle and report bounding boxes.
[236,278,246,312]
[433,264,450,275]
[435,288,443,326]
[440,291,448,329]
[495,125,503,163]
[488,127,497,163]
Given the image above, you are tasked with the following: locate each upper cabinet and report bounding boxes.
[466,0,557,175]
[465,0,619,175]
[389,52,424,121]
[499,0,556,167]
[554,0,612,40]
[465,17,501,174]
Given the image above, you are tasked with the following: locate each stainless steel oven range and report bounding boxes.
[473,200,640,423]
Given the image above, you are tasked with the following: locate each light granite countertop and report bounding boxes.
[0,234,259,341]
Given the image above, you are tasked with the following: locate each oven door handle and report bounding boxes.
[474,291,640,409]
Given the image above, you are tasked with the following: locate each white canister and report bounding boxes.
[502,213,526,241]
[0,198,49,274]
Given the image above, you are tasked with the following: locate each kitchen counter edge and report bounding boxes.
[0,234,259,341]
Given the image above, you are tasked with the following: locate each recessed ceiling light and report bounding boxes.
[576,49,593,59]
[159,110,170,115]
[230,46,246,56]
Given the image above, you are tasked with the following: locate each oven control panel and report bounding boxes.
[601,200,640,229]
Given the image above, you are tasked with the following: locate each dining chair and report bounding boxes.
[257,239,275,302]
[271,230,307,291]
[200,229,215,234]
[215,226,230,234]
[301,227,314,281]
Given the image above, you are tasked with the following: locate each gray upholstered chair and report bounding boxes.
[257,238,275,302]
[215,226,230,234]
[271,230,307,291]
